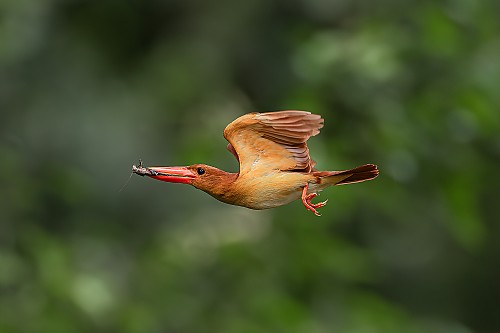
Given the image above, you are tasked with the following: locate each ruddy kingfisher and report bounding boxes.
[132,111,378,216]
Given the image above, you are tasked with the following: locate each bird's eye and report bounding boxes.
[197,167,205,175]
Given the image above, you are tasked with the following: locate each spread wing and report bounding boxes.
[223,111,324,175]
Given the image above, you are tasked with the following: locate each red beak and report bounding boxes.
[144,166,196,184]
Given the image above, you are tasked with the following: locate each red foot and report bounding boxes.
[301,183,328,217]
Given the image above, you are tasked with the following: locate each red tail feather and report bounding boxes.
[314,164,379,185]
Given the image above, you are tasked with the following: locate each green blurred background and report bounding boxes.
[1,0,500,332]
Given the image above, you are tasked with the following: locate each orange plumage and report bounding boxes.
[133,111,378,216]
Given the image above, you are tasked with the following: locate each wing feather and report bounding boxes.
[223,111,324,175]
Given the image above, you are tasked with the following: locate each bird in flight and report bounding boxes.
[132,111,378,216]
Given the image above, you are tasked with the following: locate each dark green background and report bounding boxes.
[1,0,499,332]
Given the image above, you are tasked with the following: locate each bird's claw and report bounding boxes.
[310,198,328,209]
[301,184,328,217]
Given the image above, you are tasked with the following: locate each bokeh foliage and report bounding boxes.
[1,0,499,332]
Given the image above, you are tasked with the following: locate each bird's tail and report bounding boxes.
[314,164,379,186]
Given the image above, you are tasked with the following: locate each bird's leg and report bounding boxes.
[301,183,328,217]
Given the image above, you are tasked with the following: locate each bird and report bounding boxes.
[132,111,378,216]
